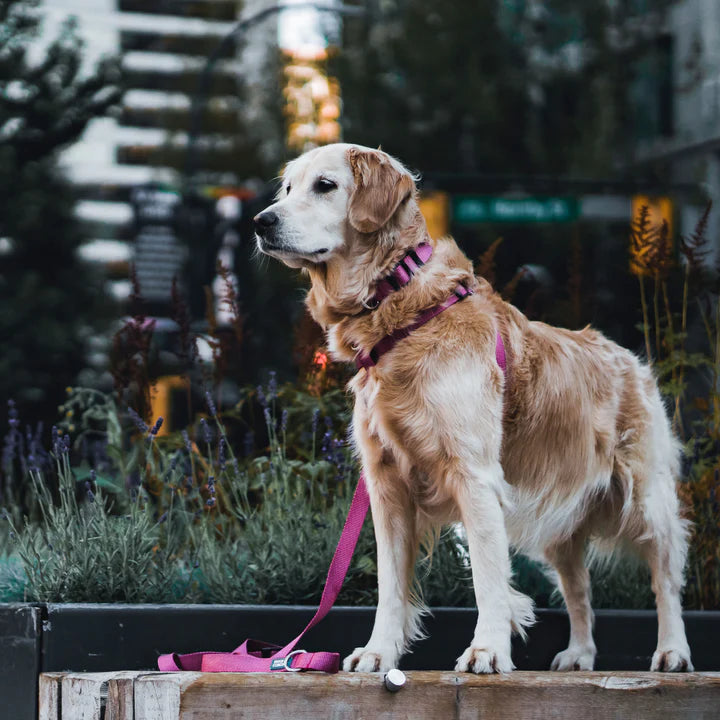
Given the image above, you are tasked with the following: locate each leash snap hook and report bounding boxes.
[284,648,308,672]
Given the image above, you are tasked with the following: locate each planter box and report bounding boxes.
[2,604,720,720]
[0,604,42,720]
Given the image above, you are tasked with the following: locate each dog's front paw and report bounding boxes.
[455,645,514,674]
[550,645,596,671]
[651,646,693,672]
[343,646,396,673]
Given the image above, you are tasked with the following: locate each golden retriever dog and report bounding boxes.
[254,143,693,674]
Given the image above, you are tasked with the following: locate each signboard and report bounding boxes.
[453,195,579,224]
[131,185,186,309]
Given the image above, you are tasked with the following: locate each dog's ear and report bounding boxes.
[347,148,415,233]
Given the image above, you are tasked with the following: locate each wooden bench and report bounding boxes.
[38,670,720,719]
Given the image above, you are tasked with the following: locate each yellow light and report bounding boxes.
[282,49,342,151]
[150,376,188,436]
[630,195,674,277]
[419,192,450,240]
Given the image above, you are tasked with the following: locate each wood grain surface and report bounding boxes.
[39,670,720,720]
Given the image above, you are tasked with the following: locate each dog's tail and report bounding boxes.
[509,586,536,641]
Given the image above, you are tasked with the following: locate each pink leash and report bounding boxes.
[158,476,370,673]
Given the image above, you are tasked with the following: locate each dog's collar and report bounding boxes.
[364,242,433,309]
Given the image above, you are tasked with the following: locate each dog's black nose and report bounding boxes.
[254,211,278,236]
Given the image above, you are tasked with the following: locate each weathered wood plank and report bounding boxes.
[60,672,124,720]
[41,670,720,720]
[106,671,145,720]
[38,672,65,720]
[457,671,720,720]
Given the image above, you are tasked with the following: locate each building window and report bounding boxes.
[629,34,674,141]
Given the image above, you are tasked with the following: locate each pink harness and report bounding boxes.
[158,243,507,674]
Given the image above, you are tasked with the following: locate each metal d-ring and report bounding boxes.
[283,648,308,672]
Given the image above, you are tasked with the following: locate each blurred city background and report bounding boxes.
[3,0,719,429]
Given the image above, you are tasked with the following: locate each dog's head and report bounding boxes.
[254,143,417,270]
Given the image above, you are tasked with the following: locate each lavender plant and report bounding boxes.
[0,379,378,604]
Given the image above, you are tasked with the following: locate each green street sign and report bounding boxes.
[453,195,579,224]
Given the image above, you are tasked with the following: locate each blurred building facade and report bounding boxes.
[632,0,720,241]
[44,0,243,302]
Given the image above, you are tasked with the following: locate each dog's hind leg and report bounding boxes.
[454,464,534,674]
[545,533,596,671]
[635,469,693,672]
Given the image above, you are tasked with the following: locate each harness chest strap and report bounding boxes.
[356,287,508,373]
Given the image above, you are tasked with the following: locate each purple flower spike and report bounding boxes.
[205,390,218,417]
[158,512,168,524]
[85,481,95,503]
[311,408,319,436]
[268,371,277,399]
[206,497,216,507]
[200,417,211,444]
[218,437,226,470]
[8,400,19,428]
[128,407,149,434]
[281,409,288,433]
[149,417,164,436]
[256,385,267,409]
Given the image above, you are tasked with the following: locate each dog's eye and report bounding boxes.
[314,178,337,194]
[285,184,291,195]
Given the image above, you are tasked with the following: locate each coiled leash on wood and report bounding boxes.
[158,476,370,673]
[158,243,507,673]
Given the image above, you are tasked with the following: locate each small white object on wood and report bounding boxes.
[383,668,406,692]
